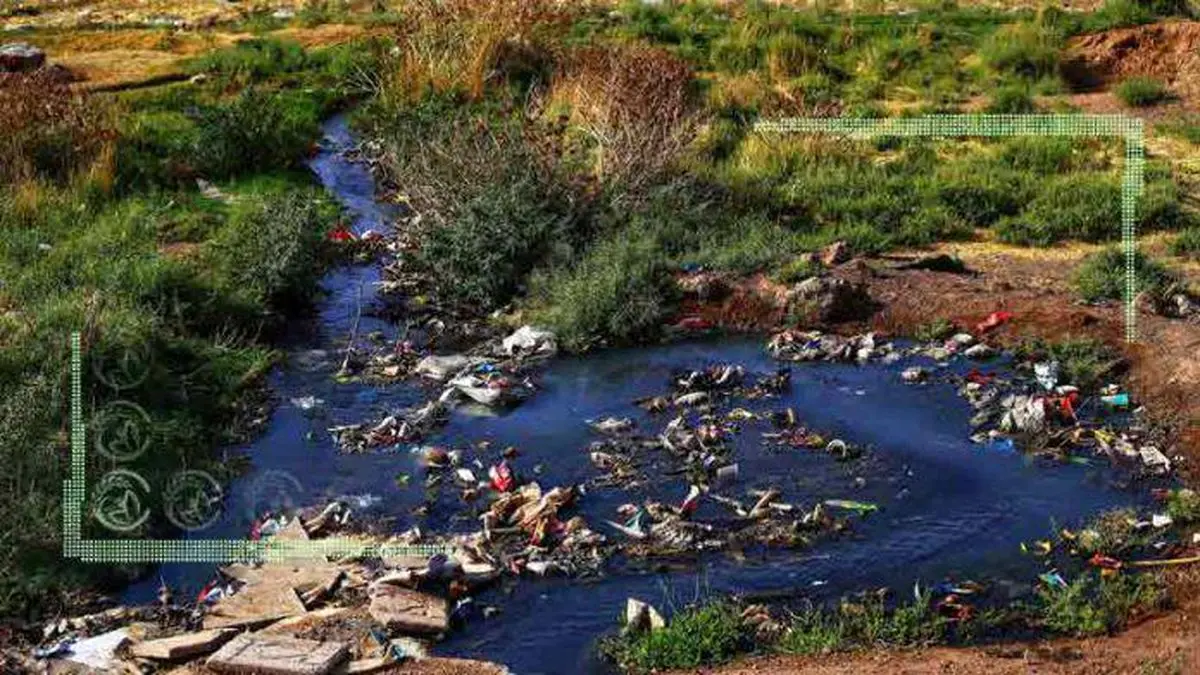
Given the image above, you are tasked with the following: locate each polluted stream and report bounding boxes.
[127,117,1147,674]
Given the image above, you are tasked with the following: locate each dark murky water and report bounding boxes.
[126,116,1143,674]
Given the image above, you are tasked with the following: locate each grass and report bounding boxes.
[603,570,1166,671]
[1115,77,1172,107]
[1158,116,1200,145]
[1170,228,1200,259]
[778,590,952,655]
[0,38,360,620]
[601,600,749,672]
[1074,248,1180,303]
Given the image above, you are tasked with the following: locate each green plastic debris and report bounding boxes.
[823,499,878,514]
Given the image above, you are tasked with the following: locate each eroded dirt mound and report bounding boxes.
[1067,20,1200,101]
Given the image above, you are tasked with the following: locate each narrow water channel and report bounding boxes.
[127,116,1145,674]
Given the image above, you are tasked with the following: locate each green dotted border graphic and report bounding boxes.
[65,115,1142,563]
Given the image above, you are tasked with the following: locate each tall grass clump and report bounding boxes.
[1171,228,1200,258]
[779,591,951,656]
[1074,247,1179,302]
[1115,76,1171,107]
[995,174,1121,245]
[385,0,575,104]
[978,19,1062,81]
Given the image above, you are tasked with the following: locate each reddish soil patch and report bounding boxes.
[1066,20,1200,105]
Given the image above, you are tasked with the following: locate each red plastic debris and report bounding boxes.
[328,224,356,242]
[1089,553,1124,571]
[966,369,994,385]
[975,311,1014,334]
[680,485,702,516]
[1059,391,1079,420]
[935,594,974,622]
[675,316,712,331]
[488,461,514,493]
[196,579,218,604]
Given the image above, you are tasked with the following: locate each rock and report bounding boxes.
[820,240,851,267]
[900,366,927,383]
[0,42,44,72]
[500,325,556,357]
[963,343,995,360]
[676,271,730,301]
[449,375,508,407]
[623,598,665,634]
[131,628,238,661]
[787,276,875,323]
[367,585,449,635]
[64,628,130,670]
[206,633,348,675]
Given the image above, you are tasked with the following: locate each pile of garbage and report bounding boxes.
[766,321,1174,477]
[331,326,556,453]
[576,363,873,558]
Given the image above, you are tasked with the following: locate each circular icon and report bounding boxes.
[93,401,152,463]
[163,470,224,531]
[91,340,152,391]
[92,469,152,533]
[245,470,304,520]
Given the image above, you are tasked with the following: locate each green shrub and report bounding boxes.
[774,254,822,284]
[1115,77,1171,107]
[1073,247,1178,302]
[533,231,678,351]
[115,110,200,190]
[602,601,748,672]
[1171,227,1200,258]
[209,189,335,310]
[194,88,322,179]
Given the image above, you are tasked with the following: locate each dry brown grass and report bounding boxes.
[0,69,115,187]
[548,43,699,201]
[386,0,581,104]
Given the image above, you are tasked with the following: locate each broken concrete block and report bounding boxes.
[207,633,348,675]
[366,585,449,635]
[261,607,353,635]
[131,628,238,661]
